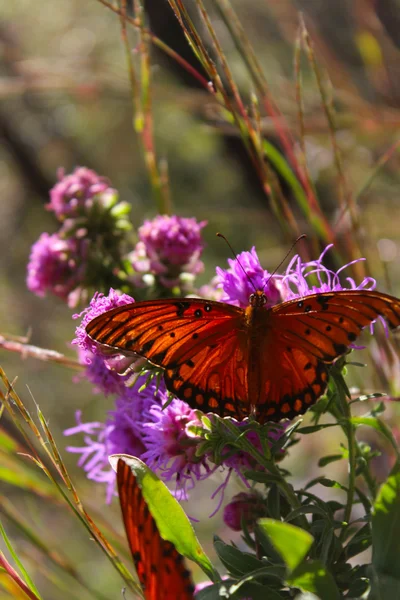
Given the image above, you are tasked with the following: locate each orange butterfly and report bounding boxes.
[116,458,195,600]
[86,289,400,423]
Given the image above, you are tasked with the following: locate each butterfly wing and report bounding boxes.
[117,459,195,600]
[271,289,400,361]
[86,298,252,419]
[251,289,400,422]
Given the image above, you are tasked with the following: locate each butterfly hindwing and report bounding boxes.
[117,459,194,600]
[252,338,329,422]
[164,328,250,420]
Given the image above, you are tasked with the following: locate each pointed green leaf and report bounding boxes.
[257,519,313,572]
[109,454,218,581]
[318,454,344,467]
[371,468,400,582]
[288,560,340,599]
[213,536,263,576]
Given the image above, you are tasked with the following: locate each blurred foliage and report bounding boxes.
[1,0,400,598]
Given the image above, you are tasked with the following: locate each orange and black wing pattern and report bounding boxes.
[250,289,400,422]
[271,290,400,363]
[86,298,252,419]
[117,459,195,600]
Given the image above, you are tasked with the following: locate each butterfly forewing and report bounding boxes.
[271,290,400,362]
[87,298,242,367]
[117,460,195,600]
[87,298,252,418]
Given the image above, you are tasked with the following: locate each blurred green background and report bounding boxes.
[1,1,400,598]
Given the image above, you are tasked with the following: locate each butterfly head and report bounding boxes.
[249,290,267,308]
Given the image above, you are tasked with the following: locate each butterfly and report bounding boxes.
[86,289,400,423]
[116,458,195,600]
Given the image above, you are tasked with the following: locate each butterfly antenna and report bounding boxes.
[216,232,258,293]
[264,234,307,288]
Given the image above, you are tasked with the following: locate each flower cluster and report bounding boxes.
[27,167,132,307]
[28,170,208,305]
[47,167,112,219]
[130,214,206,289]
[65,378,211,503]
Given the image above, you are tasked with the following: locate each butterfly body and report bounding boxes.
[86,289,400,423]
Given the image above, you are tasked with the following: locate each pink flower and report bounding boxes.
[47,167,112,219]
[130,215,207,287]
[27,232,87,306]
[223,491,266,531]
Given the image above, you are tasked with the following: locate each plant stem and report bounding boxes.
[222,421,309,531]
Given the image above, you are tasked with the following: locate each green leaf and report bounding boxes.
[213,536,263,577]
[317,478,347,491]
[257,519,313,572]
[371,468,400,583]
[243,471,283,484]
[288,560,341,599]
[266,485,281,520]
[285,505,330,522]
[344,523,371,560]
[195,579,284,600]
[351,417,400,460]
[297,423,338,434]
[109,455,217,581]
[318,454,344,467]
[369,569,400,600]
[0,520,42,599]
[255,524,285,565]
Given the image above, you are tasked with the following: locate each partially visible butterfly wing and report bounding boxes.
[251,289,400,422]
[86,298,252,419]
[271,290,400,362]
[117,459,195,600]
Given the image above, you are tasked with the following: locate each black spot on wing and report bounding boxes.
[140,339,155,354]
[175,301,190,317]
[333,342,347,355]
[316,295,330,309]
[151,349,168,364]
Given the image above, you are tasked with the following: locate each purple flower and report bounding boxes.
[73,288,135,354]
[142,397,214,501]
[280,244,376,299]
[65,377,212,502]
[27,232,87,306]
[73,289,138,394]
[214,244,376,308]
[215,246,283,308]
[64,414,117,503]
[130,215,207,287]
[74,348,129,396]
[223,491,266,532]
[47,167,112,219]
